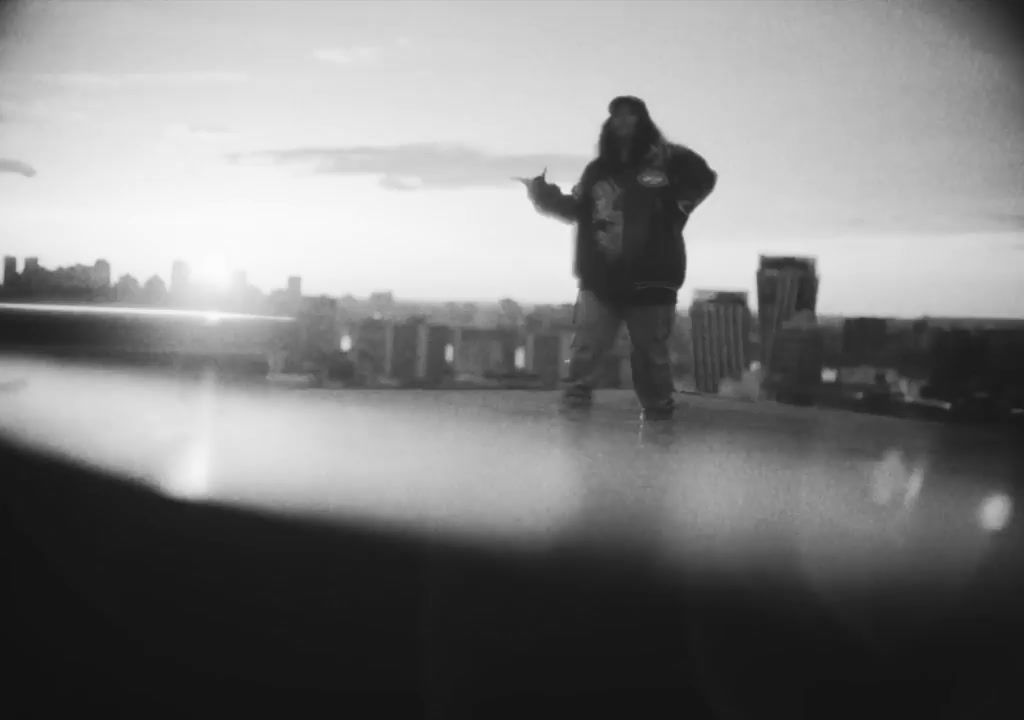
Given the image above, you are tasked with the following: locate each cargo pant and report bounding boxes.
[563,290,676,412]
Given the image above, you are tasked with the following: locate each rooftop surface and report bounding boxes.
[3,357,1021,715]
[2,357,1017,570]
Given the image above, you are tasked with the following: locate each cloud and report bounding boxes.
[26,72,248,89]
[226,143,591,191]
[311,38,413,66]
[831,209,1024,239]
[164,123,237,142]
[980,211,1024,232]
[0,95,89,125]
[378,175,425,191]
[0,158,36,177]
[312,46,381,65]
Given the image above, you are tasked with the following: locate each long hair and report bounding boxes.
[597,106,666,169]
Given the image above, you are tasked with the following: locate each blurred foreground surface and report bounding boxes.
[2,358,1022,718]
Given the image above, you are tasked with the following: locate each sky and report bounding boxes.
[1,0,1022,317]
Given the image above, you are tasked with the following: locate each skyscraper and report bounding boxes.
[689,290,753,394]
[386,318,450,386]
[22,257,40,294]
[2,256,17,288]
[757,255,819,372]
[925,328,982,404]
[767,313,825,404]
[280,276,303,317]
[93,259,112,291]
[390,319,422,384]
[452,327,516,378]
[423,324,451,385]
[297,296,339,369]
[525,330,571,388]
[354,317,393,382]
[842,317,888,366]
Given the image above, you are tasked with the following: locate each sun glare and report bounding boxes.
[195,255,232,291]
[978,493,1012,533]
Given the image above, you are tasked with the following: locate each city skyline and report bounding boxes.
[1,1,1023,317]
[7,251,1024,325]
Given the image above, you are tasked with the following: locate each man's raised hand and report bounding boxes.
[513,168,549,197]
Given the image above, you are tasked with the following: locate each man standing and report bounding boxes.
[525,96,717,422]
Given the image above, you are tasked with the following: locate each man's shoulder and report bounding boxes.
[581,158,603,177]
[663,144,714,181]
[664,143,698,163]
[639,142,687,170]
[574,159,605,189]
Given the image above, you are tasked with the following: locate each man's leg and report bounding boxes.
[624,303,677,419]
[563,290,622,408]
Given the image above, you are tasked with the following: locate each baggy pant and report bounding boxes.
[563,290,676,411]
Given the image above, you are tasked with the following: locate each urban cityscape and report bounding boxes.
[2,252,1022,426]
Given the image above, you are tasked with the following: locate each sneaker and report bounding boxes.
[561,385,593,408]
[640,406,674,423]
[638,415,676,448]
[559,395,592,415]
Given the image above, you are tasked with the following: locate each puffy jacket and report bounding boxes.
[530,141,717,306]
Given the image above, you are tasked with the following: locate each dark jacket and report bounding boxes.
[530,141,717,306]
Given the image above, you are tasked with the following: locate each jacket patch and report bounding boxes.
[637,169,668,188]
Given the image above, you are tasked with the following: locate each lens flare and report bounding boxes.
[195,255,232,291]
[978,493,1012,533]
[163,439,211,500]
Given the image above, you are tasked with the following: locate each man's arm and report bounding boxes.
[525,169,587,224]
[669,147,717,216]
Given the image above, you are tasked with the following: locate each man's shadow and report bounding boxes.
[550,411,683,567]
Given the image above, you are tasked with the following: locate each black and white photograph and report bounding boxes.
[2,1,1022,716]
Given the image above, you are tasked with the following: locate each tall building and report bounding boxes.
[842,317,888,366]
[369,291,395,307]
[270,276,303,317]
[925,328,985,403]
[689,290,753,394]
[423,325,452,385]
[452,327,516,378]
[297,296,339,361]
[22,257,40,294]
[2,256,17,288]
[387,319,450,386]
[353,317,393,381]
[93,259,111,289]
[390,319,422,384]
[525,330,572,388]
[756,255,818,372]
[985,328,1024,415]
[767,315,825,404]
